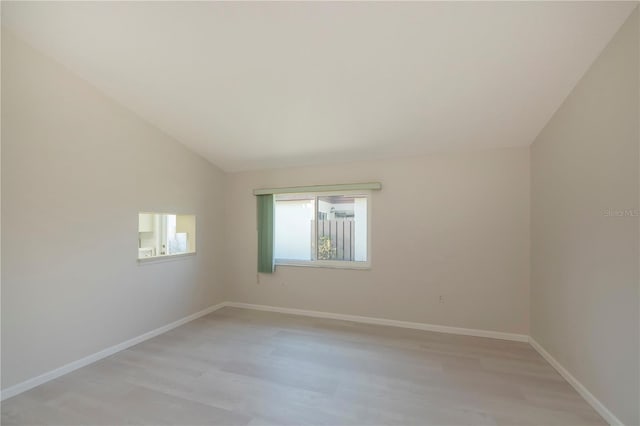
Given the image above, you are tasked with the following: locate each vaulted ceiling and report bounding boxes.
[2,1,636,171]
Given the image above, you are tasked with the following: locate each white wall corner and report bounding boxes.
[529,337,624,426]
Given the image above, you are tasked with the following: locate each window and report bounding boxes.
[138,213,196,260]
[274,191,370,268]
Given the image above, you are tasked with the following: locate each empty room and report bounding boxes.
[1,1,638,425]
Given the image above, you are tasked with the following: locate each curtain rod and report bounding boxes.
[253,182,382,195]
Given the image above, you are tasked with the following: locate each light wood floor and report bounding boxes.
[2,307,604,426]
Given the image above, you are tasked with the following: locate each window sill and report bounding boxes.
[274,259,371,270]
[137,252,196,265]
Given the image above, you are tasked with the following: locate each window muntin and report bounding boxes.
[138,213,196,260]
[274,192,370,268]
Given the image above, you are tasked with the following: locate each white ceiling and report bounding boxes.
[2,1,636,172]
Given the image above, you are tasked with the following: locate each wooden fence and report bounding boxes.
[316,220,355,261]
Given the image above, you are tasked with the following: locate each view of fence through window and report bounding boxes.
[274,193,368,263]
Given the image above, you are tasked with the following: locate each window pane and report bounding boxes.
[138,213,196,259]
[317,195,367,262]
[274,196,315,261]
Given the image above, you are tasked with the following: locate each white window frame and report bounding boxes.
[274,190,372,270]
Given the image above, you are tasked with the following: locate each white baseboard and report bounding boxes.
[225,301,529,342]
[2,299,619,426]
[0,302,227,401]
[529,337,622,426]
[233,302,622,424]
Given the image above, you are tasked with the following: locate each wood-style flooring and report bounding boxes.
[1,307,604,425]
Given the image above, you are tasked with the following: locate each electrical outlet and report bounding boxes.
[439,295,444,303]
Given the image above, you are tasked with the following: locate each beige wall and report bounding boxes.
[3,10,637,425]
[531,8,639,426]
[224,147,530,335]
[2,28,532,392]
[1,32,226,389]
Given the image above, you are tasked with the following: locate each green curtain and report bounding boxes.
[256,194,274,273]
